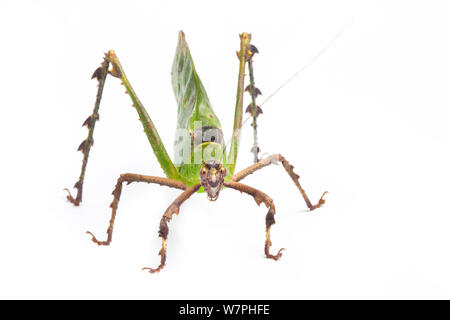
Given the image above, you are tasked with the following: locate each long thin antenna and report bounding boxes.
[260,18,354,108]
[223,18,353,157]
[239,18,354,131]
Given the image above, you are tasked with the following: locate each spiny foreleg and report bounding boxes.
[143,184,201,273]
[224,180,284,260]
[86,174,186,246]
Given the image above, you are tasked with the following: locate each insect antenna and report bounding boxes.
[260,18,353,109]
[223,19,353,166]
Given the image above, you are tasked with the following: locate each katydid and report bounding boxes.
[65,31,327,273]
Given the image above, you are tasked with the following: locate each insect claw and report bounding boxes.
[267,248,285,261]
[311,191,328,210]
[86,231,109,246]
[142,267,160,273]
[142,242,167,273]
[64,188,81,206]
[64,187,74,198]
[265,229,285,261]
[86,231,95,241]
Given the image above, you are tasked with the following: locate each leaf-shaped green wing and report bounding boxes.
[171,31,221,131]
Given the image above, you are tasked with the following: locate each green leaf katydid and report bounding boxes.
[65,31,327,273]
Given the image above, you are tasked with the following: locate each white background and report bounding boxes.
[1,0,449,299]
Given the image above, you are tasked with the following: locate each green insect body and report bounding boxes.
[171,31,227,188]
[66,31,327,273]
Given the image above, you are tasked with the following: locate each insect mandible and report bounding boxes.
[65,31,327,273]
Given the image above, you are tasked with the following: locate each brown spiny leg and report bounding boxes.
[66,50,181,206]
[231,154,327,211]
[65,58,110,206]
[143,184,201,273]
[224,181,284,260]
[86,174,186,246]
[245,44,263,163]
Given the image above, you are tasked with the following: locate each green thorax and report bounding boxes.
[171,31,227,186]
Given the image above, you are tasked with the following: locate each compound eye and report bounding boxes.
[201,167,207,175]
[220,167,226,175]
